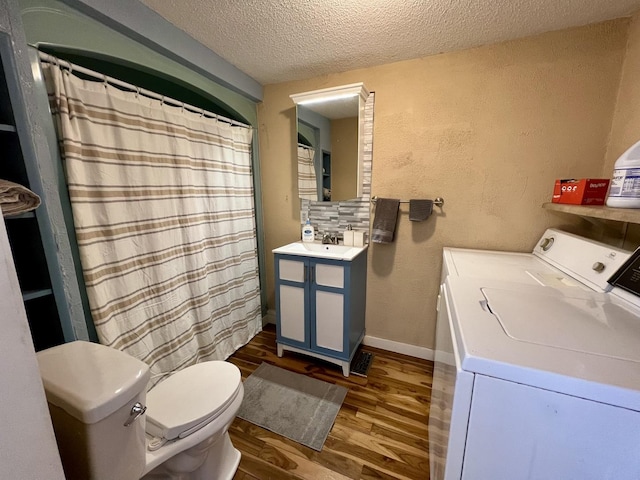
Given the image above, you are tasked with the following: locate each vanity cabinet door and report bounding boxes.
[275,256,310,348]
[312,262,345,354]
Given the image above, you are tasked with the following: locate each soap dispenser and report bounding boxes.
[302,219,315,243]
[343,224,354,246]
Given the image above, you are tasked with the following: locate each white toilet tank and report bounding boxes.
[37,341,151,480]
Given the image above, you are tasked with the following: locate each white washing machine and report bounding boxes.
[429,229,640,480]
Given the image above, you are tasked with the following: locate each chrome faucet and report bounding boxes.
[322,233,338,245]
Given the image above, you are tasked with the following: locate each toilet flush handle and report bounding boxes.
[124,402,147,427]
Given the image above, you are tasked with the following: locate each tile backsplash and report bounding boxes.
[300,92,374,241]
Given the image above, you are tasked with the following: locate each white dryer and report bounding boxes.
[442,228,628,289]
[430,229,640,480]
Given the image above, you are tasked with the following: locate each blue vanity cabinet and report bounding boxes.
[274,250,367,376]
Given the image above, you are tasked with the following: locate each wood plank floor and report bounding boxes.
[227,324,434,480]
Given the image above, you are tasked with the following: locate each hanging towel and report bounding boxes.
[297,144,318,201]
[0,179,41,217]
[409,199,433,222]
[371,198,400,243]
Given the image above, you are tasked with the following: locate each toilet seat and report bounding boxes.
[145,361,241,442]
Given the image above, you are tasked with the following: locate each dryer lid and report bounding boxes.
[145,361,241,440]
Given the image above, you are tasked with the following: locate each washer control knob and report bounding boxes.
[592,262,606,273]
[540,237,554,251]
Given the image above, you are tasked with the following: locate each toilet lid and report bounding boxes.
[145,361,241,441]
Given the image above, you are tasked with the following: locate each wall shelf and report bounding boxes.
[22,289,53,301]
[542,202,640,225]
[5,211,35,219]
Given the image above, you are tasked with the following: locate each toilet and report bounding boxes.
[36,340,244,480]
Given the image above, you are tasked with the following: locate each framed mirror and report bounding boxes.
[291,83,369,202]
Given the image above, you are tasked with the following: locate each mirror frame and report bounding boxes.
[291,83,369,201]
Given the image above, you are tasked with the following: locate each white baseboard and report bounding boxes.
[264,309,433,361]
[262,309,276,326]
[363,334,434,361]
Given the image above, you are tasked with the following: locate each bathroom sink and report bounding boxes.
[272,241,367,261]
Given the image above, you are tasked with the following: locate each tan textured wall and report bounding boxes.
[258,20,629,350]
[606,12,640,174]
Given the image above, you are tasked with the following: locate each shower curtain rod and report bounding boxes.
[38,51,252,129]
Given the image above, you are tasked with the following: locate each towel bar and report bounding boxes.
[371,196,444,207]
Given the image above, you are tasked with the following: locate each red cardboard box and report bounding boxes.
[552,178,610,205]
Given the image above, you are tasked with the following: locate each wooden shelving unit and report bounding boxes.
[542,202,640,225]
[0,35,66,351]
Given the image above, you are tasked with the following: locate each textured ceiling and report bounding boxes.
[140,0,640,86]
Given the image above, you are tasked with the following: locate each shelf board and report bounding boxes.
[542,202,640,224]
[5,211,35,219]
[22,289,53,302]
[0,123,16,132]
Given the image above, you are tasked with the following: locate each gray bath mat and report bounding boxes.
[237,362,348,451]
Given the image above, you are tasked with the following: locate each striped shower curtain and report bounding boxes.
[42,61,262,380]
[297,144,317,200]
